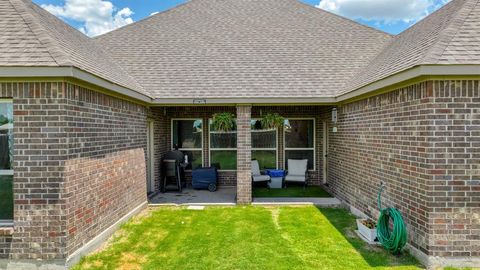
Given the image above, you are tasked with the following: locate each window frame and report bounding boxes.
[170,118,204,171]
[208,118,237,172]
[283,117,316,172]
[0,99,13,226]
[251,118,278,170]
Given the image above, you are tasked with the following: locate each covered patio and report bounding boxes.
[148,105,335,205]
[148,186,341,207]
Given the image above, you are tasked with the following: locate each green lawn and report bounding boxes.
[253,186,332,197]
[73,206,423,270]
[0,175,13,220]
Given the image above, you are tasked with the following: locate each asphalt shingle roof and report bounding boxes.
[1,0,480,101]
[0,0,56,66]
[0,0,147,96]
[95,0,392,99]
[344,0,480,95]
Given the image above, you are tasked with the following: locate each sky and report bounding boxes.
[33,0,451,37]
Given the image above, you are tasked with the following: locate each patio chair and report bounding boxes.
[284,159,308,189]
[162,159,182,192]
[251,160,270,187]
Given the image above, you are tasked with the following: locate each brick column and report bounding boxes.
[236,105,252,204]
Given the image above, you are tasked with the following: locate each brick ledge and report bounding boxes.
[0,227,13,236]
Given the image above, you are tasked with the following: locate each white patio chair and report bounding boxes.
[285,159,308,189]
[251,160,270,186]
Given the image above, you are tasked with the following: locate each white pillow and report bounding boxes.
[288,159,308,175]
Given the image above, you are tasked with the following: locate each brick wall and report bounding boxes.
[62,83,148,257]
[0,82,68,260]
[0,81,148,262]
[327,80,479,260]
[0,228,13,259]
[328,82,434,255]
[427,80,479,258]
[148,108,169,193]
[236,105,252,204]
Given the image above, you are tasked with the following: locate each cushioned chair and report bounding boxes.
[251,160,270,186]
[285,159,308,189]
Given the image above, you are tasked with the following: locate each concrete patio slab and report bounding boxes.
[252,197,342,207]
[149,187,236,206]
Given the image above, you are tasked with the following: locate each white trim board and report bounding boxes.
[0,66,152,103]
[335,65,480,102]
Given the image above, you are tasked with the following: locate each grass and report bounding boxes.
[73,206,423,270]
[253,186,332,197]
[0,175,13,220]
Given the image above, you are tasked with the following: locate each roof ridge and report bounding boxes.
[95,0,195,39]
[24,0,151,97]
[421,0,478,64]
[97,0,392,40]
[342,0,472,95]
[9,0,72,66]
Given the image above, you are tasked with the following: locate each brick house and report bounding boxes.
[0,0,478,268]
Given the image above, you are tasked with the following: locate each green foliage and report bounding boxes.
[261,113,284,129]
[211,112,235,131]
[0,115,9,126]
[73,206,422,270]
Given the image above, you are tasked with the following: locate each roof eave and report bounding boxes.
[0,66,153,103]
[151,97,337,106]
[337,64,480,102]
[2,64,480,106]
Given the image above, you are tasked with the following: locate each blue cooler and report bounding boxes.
[266,169,285,189]
[192,167,218,192]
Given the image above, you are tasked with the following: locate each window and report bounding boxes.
[209,119,236,170]
[284,119,315,170]
[0,100,13,222]
[172,119,203,170]
[251,119,277,170]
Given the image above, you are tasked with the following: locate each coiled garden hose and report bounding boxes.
[376,184,408,254]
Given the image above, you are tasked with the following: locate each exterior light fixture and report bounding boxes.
[332,108,337,124]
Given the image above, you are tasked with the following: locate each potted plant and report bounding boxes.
[260,113,284,130]
[356,218,377,242]
[211,112,235,132]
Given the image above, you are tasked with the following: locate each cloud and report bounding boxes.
[42,0,134,37]
[150,11,159,16]
[317,0,451,24]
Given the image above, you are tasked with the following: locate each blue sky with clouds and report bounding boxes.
[33,0,451,37]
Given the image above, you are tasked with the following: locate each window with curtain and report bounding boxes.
[209,119,237,170]
[284,119,315,170]
[251,119,277,170]
[0,100,13,221]
[172,119,203,170]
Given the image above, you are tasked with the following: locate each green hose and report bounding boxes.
[376,184,407,254]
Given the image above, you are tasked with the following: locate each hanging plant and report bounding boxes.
[211,112,235,132]
[261,113,285,130]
